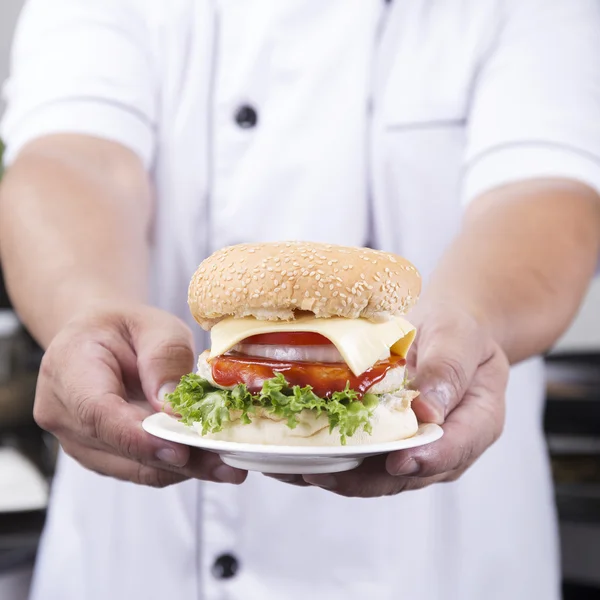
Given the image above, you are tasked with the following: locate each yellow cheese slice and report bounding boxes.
[210,315,416,376]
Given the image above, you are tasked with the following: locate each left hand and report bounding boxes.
[273,304,509,497]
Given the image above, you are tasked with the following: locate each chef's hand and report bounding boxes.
[33,305,247,488]
[296,304,509,497]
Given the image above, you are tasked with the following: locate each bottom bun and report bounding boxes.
[197,390,419,447]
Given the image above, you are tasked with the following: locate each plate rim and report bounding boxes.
[142,412,443,456]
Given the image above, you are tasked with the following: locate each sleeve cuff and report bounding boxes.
[462,144,600,205]
[1,98,155,169]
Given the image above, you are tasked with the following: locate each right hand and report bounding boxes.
[34,305,247,488]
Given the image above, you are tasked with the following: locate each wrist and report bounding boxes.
[33,291,147,349]
[413,292,507,352]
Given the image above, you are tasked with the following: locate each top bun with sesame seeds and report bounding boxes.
[188,241,421,330]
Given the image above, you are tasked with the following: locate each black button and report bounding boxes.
[234,105,258,129]
[212,553,239,579]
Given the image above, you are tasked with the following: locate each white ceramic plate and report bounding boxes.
[143,413,444,474]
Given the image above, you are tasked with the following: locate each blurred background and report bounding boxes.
[0,1,599,599]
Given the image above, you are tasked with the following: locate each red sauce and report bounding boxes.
[210,354,406,398]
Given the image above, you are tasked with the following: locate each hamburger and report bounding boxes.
[167,241,422,446]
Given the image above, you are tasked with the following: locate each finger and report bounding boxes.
[387,350,508,478]
[61,434,247,485]
[185,448,248,484]
[303,456,417,498]
[303,457,472,498]
[60,440,188,488]
[410,314,490,423]
[35,332,128,427]
[70,390,192,467]
[264,474,312,487]
[304,472,450,498]
[131,311,196,411]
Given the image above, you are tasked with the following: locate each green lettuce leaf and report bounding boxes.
[165,372,380,445]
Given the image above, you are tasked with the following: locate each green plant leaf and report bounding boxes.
[166,372,382,445]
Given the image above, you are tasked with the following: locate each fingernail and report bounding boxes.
[304,474,338,489]
[156,447,187,467]
[393,458,420,476]
[158,382,178,403]
[213,464,243,484]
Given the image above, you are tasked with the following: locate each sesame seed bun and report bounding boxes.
[188,241,421,330]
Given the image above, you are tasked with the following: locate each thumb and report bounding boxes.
[130,308,196,411]
[410,319,483,424]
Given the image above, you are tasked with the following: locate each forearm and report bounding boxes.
[423,179,600,364]
[0,135,152,348]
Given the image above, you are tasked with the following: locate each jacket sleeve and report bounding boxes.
[463,0,600,203]
[1,0,157,168]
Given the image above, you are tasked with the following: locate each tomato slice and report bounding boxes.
[242,332,333,346]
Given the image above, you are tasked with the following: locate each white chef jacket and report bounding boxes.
[3,1,600,599]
